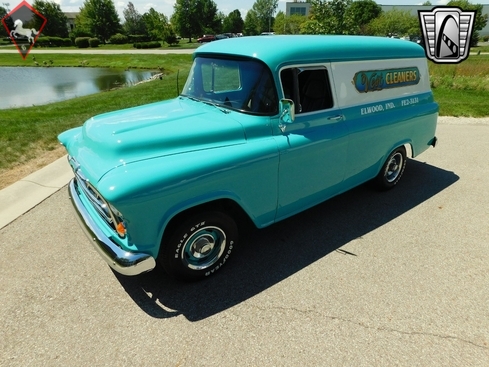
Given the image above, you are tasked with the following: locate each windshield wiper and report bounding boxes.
[183,95,230,114]
[202,100,231,114]
[183,95,201,103]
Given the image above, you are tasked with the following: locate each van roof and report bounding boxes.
[194,35,426,69]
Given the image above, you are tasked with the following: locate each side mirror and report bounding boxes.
[279,98,295,132]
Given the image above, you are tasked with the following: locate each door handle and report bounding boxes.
[328,115,344,121]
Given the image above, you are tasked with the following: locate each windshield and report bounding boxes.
[182,56,278,115]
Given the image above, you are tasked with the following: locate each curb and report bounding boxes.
[0,155,73,229]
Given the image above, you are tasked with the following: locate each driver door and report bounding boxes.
[275,65,349,221]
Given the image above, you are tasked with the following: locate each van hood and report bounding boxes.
[59,97,246,183]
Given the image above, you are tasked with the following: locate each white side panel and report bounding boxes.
[331,58,431,109]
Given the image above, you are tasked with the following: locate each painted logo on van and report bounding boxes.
[353,67,420,93]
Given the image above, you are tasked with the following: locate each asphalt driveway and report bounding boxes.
[0,118,488,366]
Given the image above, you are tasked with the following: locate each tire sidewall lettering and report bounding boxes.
[204,238,235,276]
[174,221,206,258]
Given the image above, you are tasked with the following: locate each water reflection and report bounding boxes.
[0,67,158,109]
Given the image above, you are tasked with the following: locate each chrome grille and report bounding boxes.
[69,156,119,231]
[76,173,114,227]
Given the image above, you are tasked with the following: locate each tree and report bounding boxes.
[32,0,69,38]
[172,0,220,42]
[307,0,353,35]
[142,8,169,41]
[273,11,307,35]
[76,0,121,42]
[251,0,278,33]
[0,5,7,20]
[0,6,8,37]
[123,2,146,35]
[243,9,260,35]
[213,11,225,34]
[422,1,432,5]
[368,9,419,37]
[447,0,488,46]
[345,0,382,35]
[199,0,220,34]
[222,9,244,34]
[172,0,198,42]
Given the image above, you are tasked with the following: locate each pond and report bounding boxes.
[0,67,159,110]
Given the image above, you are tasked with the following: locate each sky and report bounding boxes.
[6,0,482,23]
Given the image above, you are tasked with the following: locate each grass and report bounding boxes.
[0,52,488,174]
[429,54,489,116]
[472,44,489,53]
[433,88,489,117]
[0,53,192,71]
[0,39,201,50]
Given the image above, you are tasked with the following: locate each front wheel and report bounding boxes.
[159,211,238,281]
[375,147,407,190]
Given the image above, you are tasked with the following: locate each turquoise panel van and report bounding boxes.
[59,35,438,281]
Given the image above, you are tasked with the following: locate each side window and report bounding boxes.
[280,67,334,114]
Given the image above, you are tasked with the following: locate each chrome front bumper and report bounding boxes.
[68,179,156,276]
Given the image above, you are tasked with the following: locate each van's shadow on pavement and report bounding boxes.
[114,160,459,321]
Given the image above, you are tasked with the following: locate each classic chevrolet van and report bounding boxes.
[59,35,438,280]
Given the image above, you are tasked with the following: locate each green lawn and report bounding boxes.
[0,53,192,71]
[429,54,489,116]
[0,39,201,50]
[472,44,489,53]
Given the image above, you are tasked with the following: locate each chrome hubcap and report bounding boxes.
[182,226,226,270]
[192,236,215,258]
[385,152,403,183]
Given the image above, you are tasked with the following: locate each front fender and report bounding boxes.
[97,141,280,258]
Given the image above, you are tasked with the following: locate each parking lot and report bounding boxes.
[1,118,488,366]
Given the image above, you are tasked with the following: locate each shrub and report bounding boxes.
[482,35,489,42]
[49,37,63,46]
[36,36,72,47]
[133,41,161,49]
[89,38,100,47]
[128,34,151,43]
[70,30,92,43]
[74,37,90,48]
[165,33,179,46]
[35,36,49,47]
[109,33,129,44]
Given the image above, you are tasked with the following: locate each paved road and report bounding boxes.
[1,119,488,366]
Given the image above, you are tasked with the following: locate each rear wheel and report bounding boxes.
[375,147,406,190]
[159,211,238,281]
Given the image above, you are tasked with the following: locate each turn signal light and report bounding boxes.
[116,222,126,237]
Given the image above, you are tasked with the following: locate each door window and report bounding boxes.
[280,67,334,114]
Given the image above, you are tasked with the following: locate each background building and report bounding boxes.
[64,12,79,32]
[286,1,311,16]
